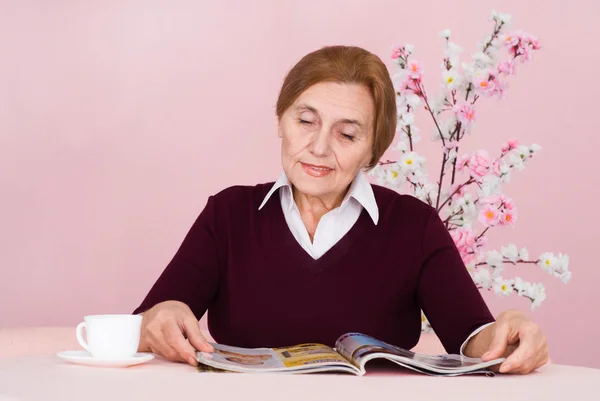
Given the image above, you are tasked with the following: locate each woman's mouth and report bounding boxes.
[300,162,334,178]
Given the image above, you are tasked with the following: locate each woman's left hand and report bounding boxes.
[481,310,549,374]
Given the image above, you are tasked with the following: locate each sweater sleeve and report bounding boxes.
[416,208,495,355]
[132,196,221,320]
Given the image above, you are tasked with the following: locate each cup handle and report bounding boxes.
[76,322,90,352]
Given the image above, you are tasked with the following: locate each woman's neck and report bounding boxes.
[292,186,349,242]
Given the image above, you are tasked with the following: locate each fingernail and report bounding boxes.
[500,363,511,373]
[482,351,491,359]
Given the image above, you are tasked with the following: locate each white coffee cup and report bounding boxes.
[76,314,143,359]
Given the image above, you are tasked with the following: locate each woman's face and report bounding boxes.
[278,82,374,203]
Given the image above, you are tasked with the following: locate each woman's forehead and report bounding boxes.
[292,82,373,125]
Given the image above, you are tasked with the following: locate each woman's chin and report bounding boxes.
[292,176,334,197]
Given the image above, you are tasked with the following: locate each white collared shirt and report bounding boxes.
[258,171,493,354]
[258,171,378,260]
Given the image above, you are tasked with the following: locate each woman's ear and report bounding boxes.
[277,122,283,139]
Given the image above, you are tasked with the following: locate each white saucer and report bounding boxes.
[56,350,155,368]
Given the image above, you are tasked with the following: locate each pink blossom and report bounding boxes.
[500,33,520,48]
[492,159,503,176]
[406,60,424,80]
[498,60,516,75]
[500,209,518,226]
[494,80,509,100]
[451,228,476,250]
[479,205,501,227]
[473,75,497,96]
[456,154,470,172]
[522,33,541,50]
[396,73,421,95]
[454,102,477,125]
[443,140,459,156]
[449,183,466,197]
[501,138,518,153]
[468,150,490,178]
[516,45,533,62]
[481,195,501,205]
[444,140,459,150]
[391,46,404,59]
[450,228,478,264]
[501,196,515,210]
[475,236,488,259]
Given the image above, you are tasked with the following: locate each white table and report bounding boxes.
[0,354,597,401]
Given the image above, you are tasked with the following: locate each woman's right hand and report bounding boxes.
[138,300,214,366]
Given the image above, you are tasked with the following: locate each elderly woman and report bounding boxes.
[133,45,548,374]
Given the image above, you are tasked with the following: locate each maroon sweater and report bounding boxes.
[133,182,495,354]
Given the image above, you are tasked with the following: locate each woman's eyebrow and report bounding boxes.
[295,103,365,130]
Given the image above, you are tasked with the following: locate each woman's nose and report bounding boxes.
[309,129,331,157]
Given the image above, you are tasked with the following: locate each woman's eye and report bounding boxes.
[299,119,313,125]
[342,134,355,141]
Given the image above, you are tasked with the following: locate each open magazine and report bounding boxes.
[195,332,505,376]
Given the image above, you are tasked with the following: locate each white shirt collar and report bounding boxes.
[258,171,379,225]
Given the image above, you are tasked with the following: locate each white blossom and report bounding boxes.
[406,94,422,108]
[516,145,532,161]
[442,69,462,90]
[446,148,458,162]
[485,250,504,275]
[394,140,408,153]
[427,96,445,116]
[553,253,571,283]
[408,167,427,185]
[461,61,476,83]
[530,284,546,310]
[462,194,478,217]
[399,125,421,144]
[368,165,387,185]
[490,10,513,26]
[392,70,408,88]
[493,277,513,296]
[439,29,452,39]
[473,268,493,289]
[414,186,430,202]
[421,312,432,333]
[479,175,502,196]
[513,277,546,310]
[445,42,463,58]
[399,152,424,172]
[385,167,407,187]
[519,247,529,260]
[558,271,572,284]
[501,244,519,263]
[472,52,495,68]
[506,152,525,171]
[401,112,415,127]
[556,253,570,273]
[425,183,438,201]
[538,252,558,274]
[513,277,526,295]
[485,250,503,267]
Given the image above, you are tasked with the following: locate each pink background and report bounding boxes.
[0,1,598,368]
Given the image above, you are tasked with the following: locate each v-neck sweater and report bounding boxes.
[133,182,495,354]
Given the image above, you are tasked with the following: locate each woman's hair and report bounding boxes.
[276,45,397,170]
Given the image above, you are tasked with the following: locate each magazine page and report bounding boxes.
[197,342,359,374]
[335,333,504,374]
